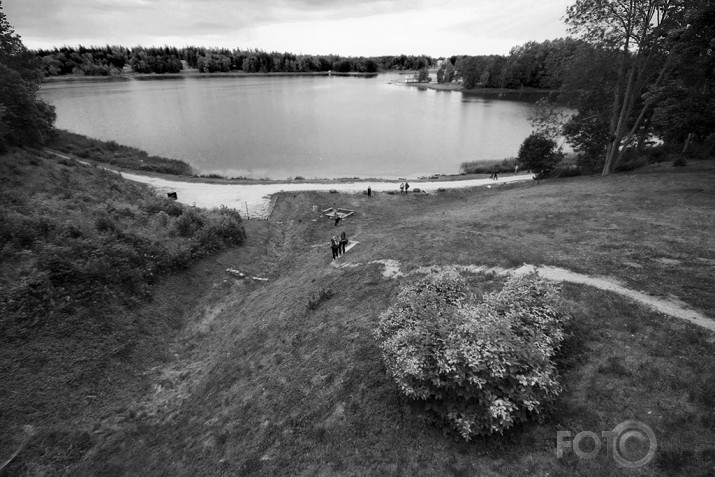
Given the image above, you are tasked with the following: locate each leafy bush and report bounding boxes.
[672,153,687,167]
[518,133,563,179]
[307,288,335,311]
[550,164,581,178]
[0,150,246,331]
[647,144,668,163]
[375,268,569,440]
[175,209,205,237]
[0,13,57,150]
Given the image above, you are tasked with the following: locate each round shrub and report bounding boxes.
[375,268,569,440]
[517,133,563,179]
[174,209,205,237]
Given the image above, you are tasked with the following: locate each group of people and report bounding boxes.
[399,182,410,193]
[489,170,499,180]
[330,231,349,259]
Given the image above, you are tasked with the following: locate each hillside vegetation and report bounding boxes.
[0,148,246,469]
[48,130,195,176]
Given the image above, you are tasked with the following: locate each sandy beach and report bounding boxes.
[120,172,535,219]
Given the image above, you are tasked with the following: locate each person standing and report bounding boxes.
[405,182,410,193]
[333,211,341,226]
[367,185,371,197]
[331,235,340,259]
[339,231,348,254]
[399,183,404,194]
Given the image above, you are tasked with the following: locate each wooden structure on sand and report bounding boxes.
[323,207,354,219]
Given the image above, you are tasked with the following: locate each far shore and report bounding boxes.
[41,71,562,97]
[40,70,379,83]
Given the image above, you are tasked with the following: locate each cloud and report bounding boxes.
[4,0,570,55]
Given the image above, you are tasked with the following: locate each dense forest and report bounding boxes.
[33,45,434,76]
[32,39,584,92]
[438,38,585,90]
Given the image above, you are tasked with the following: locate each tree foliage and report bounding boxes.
[33,45,434,76]
[518,133,563,179]
[528,98,570,142]
[649,1,715,148]
[416,67,431,82]
[442,38,587,89]
[0,5,55,151]
[563,0,714,174]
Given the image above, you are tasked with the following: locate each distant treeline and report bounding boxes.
[34,40,587,91]
[33,45,435,76]
[439,38,586,90]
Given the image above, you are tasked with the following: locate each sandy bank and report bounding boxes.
[120,172,534,219]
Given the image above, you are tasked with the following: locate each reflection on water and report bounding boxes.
[40,74,561,179]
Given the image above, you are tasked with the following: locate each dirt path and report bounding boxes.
[118,172,533,219]
[334,259,715,332]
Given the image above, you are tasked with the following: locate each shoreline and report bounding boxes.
[119,170,534,219]
[41,71,562,96]
[41,71,380,83]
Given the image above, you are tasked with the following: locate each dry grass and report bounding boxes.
[3,157,715,475]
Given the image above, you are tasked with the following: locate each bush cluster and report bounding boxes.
[48,130,195,176]
[306,288,335,311]
[0,150,246,333]
[517,133,564,180]
[375,268,569,440]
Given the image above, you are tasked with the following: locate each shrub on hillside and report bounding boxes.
[375,268,569,440]
[48,130,194,176]
[0,150,246,331]
[517,133,563,179]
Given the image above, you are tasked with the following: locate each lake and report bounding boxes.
[39,74,560,180]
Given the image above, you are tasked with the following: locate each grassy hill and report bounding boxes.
[2,147,714,475]
[0,147,246,474]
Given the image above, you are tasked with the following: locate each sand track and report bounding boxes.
[118,171,533,219]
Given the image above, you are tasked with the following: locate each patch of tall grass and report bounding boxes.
[48,130,195,176]
[0,149,246,336]
[459,157,517,175]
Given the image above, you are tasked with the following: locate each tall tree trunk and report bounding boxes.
[602,20,634,176]
[602,52,629,176]
[613,53,674,167]
[636,114,652,149]
[603,58,638,175]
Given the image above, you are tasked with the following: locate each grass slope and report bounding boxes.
[0,147,246,474]
[4,155,715,475]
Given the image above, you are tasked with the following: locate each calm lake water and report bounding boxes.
[40,74,560,179]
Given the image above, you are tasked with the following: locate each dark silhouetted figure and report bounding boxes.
[367,186,371,197]
[331,236,340,259]
[339,231,348,254]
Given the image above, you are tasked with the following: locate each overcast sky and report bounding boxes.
[5,0,572,57]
